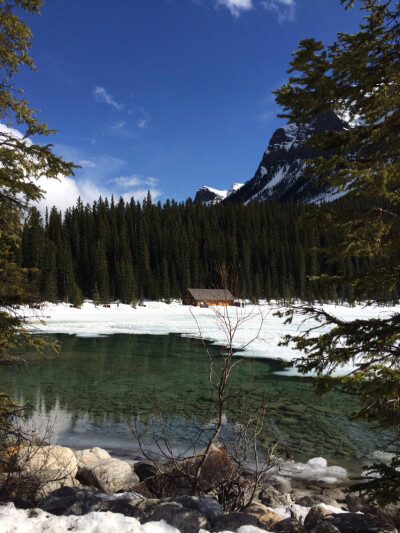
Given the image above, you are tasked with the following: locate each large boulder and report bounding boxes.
[77,458,139,494]
[74,447,111,471]
[16,445,78,477]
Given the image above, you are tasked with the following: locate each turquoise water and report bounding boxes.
[1,333,391,471]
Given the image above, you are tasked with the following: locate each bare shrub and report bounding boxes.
[129,265,288,511]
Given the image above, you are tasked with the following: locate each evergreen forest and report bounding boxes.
[19,193,400,306]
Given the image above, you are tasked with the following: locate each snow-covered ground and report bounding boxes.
[26,300,399,374]
[0,490,344,533]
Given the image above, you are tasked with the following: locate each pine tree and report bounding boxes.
[0,0,74,364]
[0,0,75,475]
[274,0,400,505]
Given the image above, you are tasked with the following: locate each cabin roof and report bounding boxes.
[186,288,235,301]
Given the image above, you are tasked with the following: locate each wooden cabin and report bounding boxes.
[182,288,235,307]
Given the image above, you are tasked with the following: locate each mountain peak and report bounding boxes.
[194,183,244,205]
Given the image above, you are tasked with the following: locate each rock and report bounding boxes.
[345,493,364,513]
[74,447,111,470]
[245,502,284,529]
[212,511,263,532]
[321,488,347,504]
[133,460,158,482]
[346,494,400,529]
[77,458,139,494]
[272,517,306,532]
[319,512,398,532]
[270,476,292,495]
[259,486,290,507]
[173,495,223,523]
[99,499,145,520]
[39,486,102,515]
[304,505,335,531]
[297,494,341,509]
[1,469,79,506]
[143,502,209,533]
[290,503,310,525]
[134,443,236,498]
[16,445,78,477]
[307,458,328,468]
[309,524,341,533]
[132,480,156,499]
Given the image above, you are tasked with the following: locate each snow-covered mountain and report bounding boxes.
[194,183,244,204]
[195,111,348,205]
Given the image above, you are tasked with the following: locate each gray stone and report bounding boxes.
[39,486,102,515]
[144,502,209,533]
[321,488,347,503]
[304,505,334,531]
[310,524,341,533]
[270,476,292,495]
[345,493,365,512]
[297,494,341,509]
[272,517,306,532]
[173,495,223,523]
[259,485,290,507]
[99,499,144,519]
[319,512,398,533]
[77,458,139,494]
[212,511,263,532]
[133,460,158,482]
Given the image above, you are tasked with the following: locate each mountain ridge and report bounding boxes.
[194,110,348,205]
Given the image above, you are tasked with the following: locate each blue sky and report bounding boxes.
[17,0,363,210]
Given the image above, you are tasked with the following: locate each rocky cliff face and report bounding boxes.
[227,111,347,204]
[194,111,348,205]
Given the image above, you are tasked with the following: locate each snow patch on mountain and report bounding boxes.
[194,182,244,204]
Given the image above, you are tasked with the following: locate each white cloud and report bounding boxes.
[111,120,126,130]
[36,174,83,213]
[0,123,162,213]
[93,86,123,111]
[262,0,296,22]
[109,174,162,203]
[216,0,253,17]
[111,175,158,188]
[36,172,162,213]
[137,107,150,129]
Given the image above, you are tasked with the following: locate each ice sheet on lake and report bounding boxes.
[22,300,400,374]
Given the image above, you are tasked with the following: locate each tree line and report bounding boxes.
[19,193,399,306]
